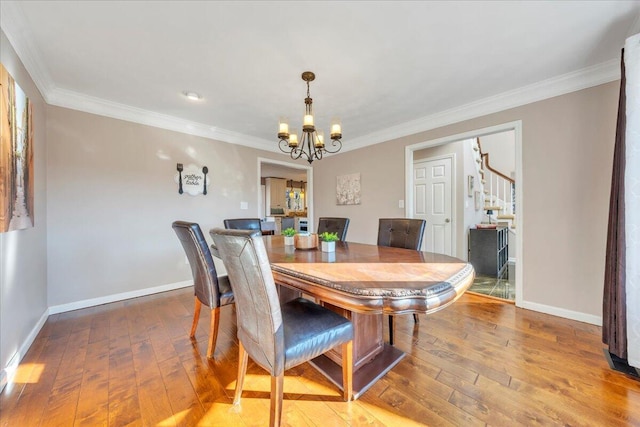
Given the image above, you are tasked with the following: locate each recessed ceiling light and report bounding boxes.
[183,91,202,101]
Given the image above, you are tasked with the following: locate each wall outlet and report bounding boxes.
[398,199,405,209]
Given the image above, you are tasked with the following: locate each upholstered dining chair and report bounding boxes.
[209,228,354,427]
[377,218,427,346]
[317,217,350,241]
[172,221,234,358]
[223,218,262,231]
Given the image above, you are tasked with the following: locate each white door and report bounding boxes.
[413,156,453,255]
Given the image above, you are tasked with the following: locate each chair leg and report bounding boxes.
[207,307,221,358]
[388,315,395,346]
[413,313,420,324]
[234,342,249,405]
[342,340,353,402]
[270,373,284,427]
[190,296,202,338]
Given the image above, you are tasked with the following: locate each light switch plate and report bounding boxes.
[398,199,405,209]
[240,201,248,210]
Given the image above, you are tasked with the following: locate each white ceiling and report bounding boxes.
[2,1,639,156]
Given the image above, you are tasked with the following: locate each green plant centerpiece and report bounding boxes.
[282,227,297,237]
[282,227,297,245]
[319,231,339,242]
[319,231,339,252]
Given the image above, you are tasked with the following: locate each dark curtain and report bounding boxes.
[603,49,627,359]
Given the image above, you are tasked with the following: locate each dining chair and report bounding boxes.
[223,218,262,231]
[377,218,427,346]
[172,221,234,358]
[209,228,354,427]
[317,217,350,241]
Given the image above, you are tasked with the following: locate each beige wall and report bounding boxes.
[314,82,619,321]
[480,130,516,178]
[46,106,288,307]
[0,30,48,386]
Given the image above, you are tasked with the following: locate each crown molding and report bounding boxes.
[343,58,621,153]
[1,1,623,154]
[0,1,55,102]
[47,87,275,151]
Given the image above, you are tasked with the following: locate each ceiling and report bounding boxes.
[2,1,639,156]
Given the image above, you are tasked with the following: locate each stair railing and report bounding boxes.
[477,138,515,218]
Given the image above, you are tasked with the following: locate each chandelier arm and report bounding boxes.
[278,139,295,153]
[322,139,342,154]
[289,149,305,162]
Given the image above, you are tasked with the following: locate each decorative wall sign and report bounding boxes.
[1,63,35,232]
[174,163,209,196]
[336,172,361,205]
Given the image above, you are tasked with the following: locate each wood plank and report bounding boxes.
[3,289,640,427]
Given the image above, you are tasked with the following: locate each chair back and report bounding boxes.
[317,217,350,241]
[377,218,426,250]
[223,218,261,231]
[172,221,222,308]
[209,228,284,376]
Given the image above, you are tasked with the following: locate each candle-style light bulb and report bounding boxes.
[315,131,325,148]
[330,118,342,140]
[289,130,299,147]
[278,117,289,138]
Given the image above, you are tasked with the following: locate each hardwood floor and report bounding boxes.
[2,288,640,426]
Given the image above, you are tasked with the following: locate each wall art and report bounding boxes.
[0,63,34,232]
[336,172,361,205]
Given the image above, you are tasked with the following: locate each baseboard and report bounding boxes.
[2,280,193,393]
[48,280,193,314]
[520,300,602,326]
[1,308,49,394]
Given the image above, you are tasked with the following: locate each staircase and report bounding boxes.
[473,138,516,229]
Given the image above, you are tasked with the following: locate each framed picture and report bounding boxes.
[474,190,481,211]
[1,63,35,232]
[467,175,474,197]
[336,172,361,205]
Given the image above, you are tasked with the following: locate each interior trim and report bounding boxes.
[1,2,621,154]
[48,280,192,315]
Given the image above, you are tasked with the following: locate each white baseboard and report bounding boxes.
[1,308,49,394]
[2,280,193,393]
[48,280,192,315]
[520,300,602,326]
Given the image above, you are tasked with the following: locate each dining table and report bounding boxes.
[262,235,475,399]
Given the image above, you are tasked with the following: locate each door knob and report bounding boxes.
[445,218,450,223]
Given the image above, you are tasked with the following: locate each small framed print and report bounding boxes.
[468,175,474,197]
[474,191,482,211]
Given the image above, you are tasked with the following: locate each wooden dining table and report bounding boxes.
[262,235,475,399]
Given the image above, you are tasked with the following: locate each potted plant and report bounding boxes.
[319,231,339,252]
[282,227,297,245]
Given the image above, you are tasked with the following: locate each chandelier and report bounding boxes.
[277,71,342,163]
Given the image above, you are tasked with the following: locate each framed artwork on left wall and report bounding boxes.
[0,63,35,232]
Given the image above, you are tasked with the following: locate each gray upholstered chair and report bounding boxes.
[317,217,350,241]
[209,228,354,427]
[377,218,427,346]
[172,221,234,358]
[223,218,262,231]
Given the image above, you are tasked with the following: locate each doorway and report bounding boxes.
[257,157,313,230]
[405,121,523,306]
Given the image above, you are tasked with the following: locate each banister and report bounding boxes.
[477,138,515,184]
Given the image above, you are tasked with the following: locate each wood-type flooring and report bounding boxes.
[2,288,639,426]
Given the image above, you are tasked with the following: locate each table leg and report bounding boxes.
[311,303,406,399]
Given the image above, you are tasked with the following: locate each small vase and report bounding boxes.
[321,241,335,252]
[284,236,295,246]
